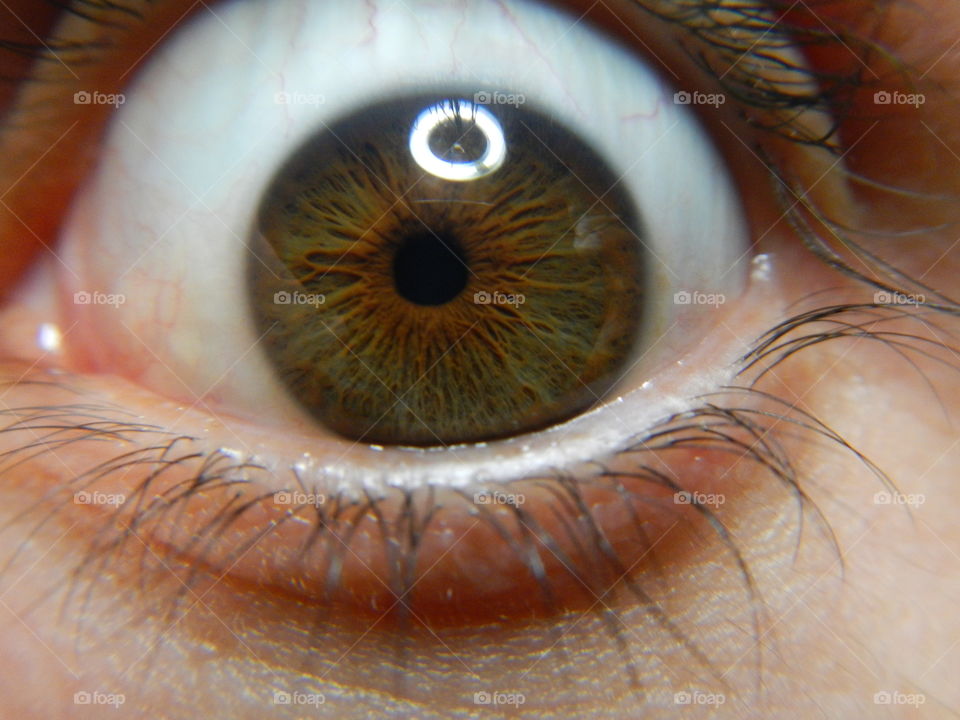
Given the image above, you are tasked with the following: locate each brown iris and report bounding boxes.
[249,93,644,445]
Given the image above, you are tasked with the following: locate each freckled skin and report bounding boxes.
[0,1,959,719]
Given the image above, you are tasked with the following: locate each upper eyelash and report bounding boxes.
[777,166,960,308]
[0,0,876,154]
[0,0,955,703]
[630,0,894,151]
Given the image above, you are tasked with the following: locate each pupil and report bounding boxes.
[392,231,468,306]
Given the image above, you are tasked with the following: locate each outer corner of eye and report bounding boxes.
[26,0,793,626]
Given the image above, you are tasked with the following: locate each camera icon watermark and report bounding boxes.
[473,290,525,307]
[272,690,325,706]
[473,90,526,107]
[473,490,526,507]
[73,290,125,308]
[274,491,327,508]
[873,490,925,508]
[74,490,126,507]
[74,90,125,108]
[274,290,325,307]
[274,91,325,107]
[674,490,725,507]
[873,290,925,305]
[673,90,726,108]
[873,90,925,108]
[673,690,726,706]
[473,690,526,706]
[73,691,125,708]
[673,290,725,307]
[873,690,925,706]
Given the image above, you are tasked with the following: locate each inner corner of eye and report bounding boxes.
[246,92,650,447]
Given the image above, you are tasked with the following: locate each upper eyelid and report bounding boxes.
[0,0,873,298]
[0,0,861,136]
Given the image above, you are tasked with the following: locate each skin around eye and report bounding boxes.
[1,1,960,719]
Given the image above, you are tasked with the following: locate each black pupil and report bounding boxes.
[392,232,468,306]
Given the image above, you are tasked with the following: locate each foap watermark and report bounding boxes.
[873,490,925,508]
[673,90,726,108]
[474,90,526,107]
[274,91,325,107]
[74,290,125,308]
[274,491,326,508]
[874,690,926,707]
[74,691,125,709]
[874,290,925,305]
[474,290,525,307]
[674,690,726,706]
[674,490,725,507]
[473,490,525,506]
[273,690,326,706]
[74,490,126,507]
[74,90,125,107]
[674,290,725,307]
[874,90,925,108]
[473,691,526,707]
[274,290,325,307]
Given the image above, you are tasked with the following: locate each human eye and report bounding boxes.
[2,0,959,718]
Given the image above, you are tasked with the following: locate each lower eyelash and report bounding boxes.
[0,350,905,693]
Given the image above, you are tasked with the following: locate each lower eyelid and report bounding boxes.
[0,351,821,633]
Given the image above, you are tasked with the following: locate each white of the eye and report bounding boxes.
[409,100,506,181]
[58,0,761,491]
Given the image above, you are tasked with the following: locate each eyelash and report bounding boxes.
[0,0,951,694]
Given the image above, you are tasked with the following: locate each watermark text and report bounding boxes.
[74,291,125,308]
[74,91,125,107]
[874,90,925,108]
[674,91,725,108]
[474,290,525,307]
